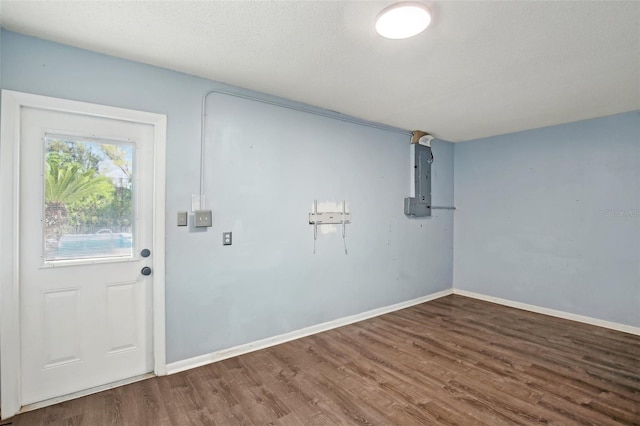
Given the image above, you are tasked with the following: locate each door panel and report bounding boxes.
[42,288,81,367]
[106,281,139,353]
[19,106,154,406]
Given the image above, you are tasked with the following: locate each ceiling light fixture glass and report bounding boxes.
[375,2,432,39]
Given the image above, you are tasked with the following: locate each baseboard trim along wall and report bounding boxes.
[453,289,640,336]
[166,288,454,374]
[167,287,639,375]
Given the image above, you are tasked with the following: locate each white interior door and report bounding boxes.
[18,106,155,406]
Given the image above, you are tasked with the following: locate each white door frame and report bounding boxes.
[0,90,167,419]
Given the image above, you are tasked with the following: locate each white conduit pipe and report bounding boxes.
[198,89,411,199]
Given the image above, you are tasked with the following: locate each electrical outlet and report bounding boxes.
[223,232,232,245]
[177,211,188,226]
[194,210,212,227]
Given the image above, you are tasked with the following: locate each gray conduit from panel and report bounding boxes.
[199,89,411,198]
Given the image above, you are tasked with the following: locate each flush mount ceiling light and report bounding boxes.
[375,2,432,39]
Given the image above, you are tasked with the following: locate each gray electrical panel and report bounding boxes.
[404,144,432,217]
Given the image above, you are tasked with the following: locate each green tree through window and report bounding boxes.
[44,136,134,260]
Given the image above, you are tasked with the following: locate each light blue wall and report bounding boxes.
[454,112,640,327]
[1,30,454,363]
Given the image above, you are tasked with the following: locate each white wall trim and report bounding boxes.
[453,289,640,336]
[152,114,168,377]
[167,288,453,374]
[0,90,24,419]
[0,90,167,419]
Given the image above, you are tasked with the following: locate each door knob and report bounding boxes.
[141,266,152,276]
[141,249,151,257]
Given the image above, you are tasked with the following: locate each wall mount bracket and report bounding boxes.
[309,200,350,254]
[308,211,351,225]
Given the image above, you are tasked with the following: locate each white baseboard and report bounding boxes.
[166,288,453,374]
[453,289,640,336]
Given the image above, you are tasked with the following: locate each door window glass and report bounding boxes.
[44,134,134,261]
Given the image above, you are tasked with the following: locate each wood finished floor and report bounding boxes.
[5,295,640,425]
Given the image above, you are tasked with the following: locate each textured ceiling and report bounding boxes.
[1,1,639,142]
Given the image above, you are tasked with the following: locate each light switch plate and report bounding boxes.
[194,210,212,227]
[223,232,232,245]
[177,211,188,226]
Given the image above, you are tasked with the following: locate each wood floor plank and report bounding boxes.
[8,295,640,425]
